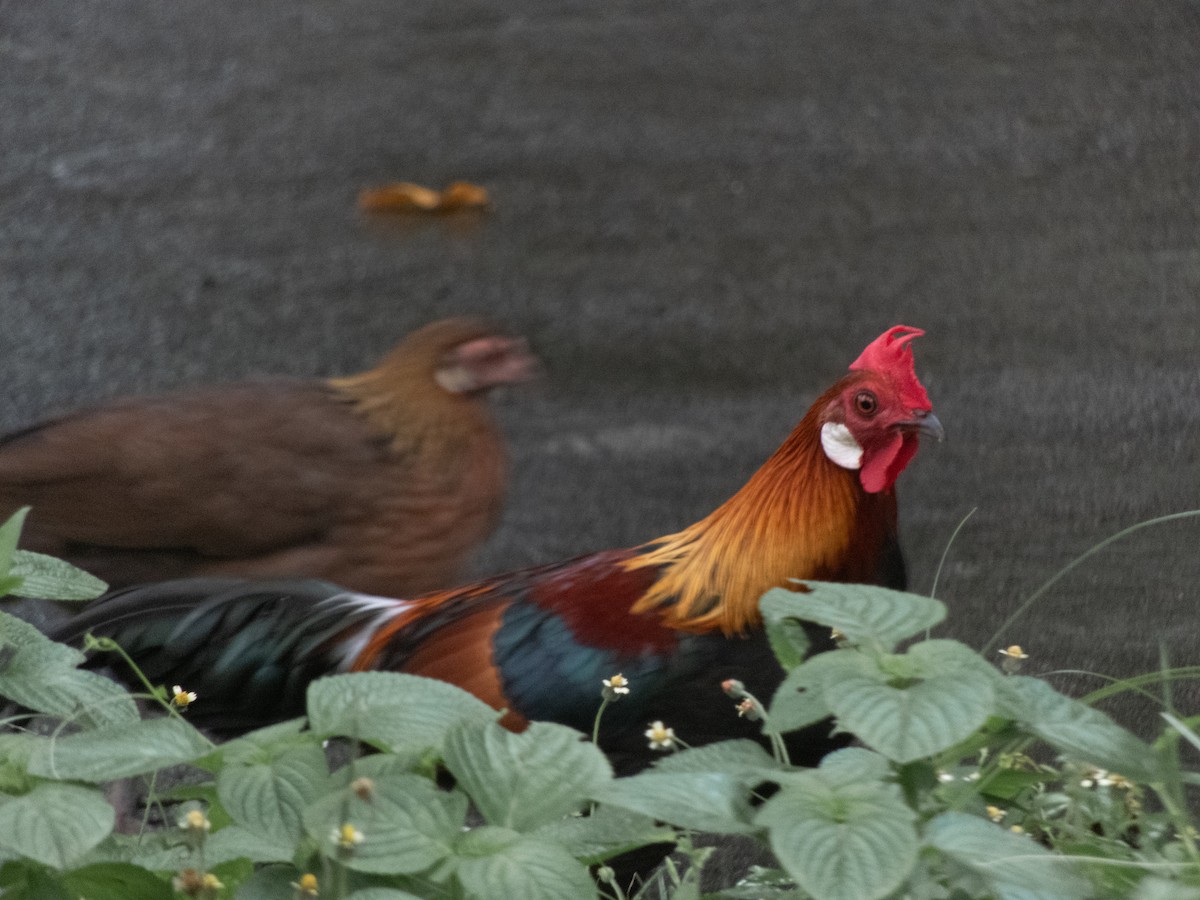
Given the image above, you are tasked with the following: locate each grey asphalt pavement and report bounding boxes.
[3,0,1199,776]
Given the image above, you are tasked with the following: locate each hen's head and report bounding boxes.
[350,317,539,399]
[819,326,942,493]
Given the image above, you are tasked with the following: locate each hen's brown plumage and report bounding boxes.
[0,318,537,595]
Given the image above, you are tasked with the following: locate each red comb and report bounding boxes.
[849,326,931,410]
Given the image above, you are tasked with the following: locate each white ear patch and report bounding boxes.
[821,422,863,470]
[434,364,476,394]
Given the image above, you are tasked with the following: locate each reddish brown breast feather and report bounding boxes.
[524,550,679,656]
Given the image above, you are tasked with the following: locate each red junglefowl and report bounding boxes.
[1,318,537,597]
[53,326,941,772]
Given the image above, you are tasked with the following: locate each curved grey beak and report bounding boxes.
[897,410,945,442]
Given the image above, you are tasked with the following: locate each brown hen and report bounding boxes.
[0,318,537,595]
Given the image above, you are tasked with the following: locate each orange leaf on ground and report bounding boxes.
[359,181,490,213]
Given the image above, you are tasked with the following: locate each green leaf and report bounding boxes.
[925,811,1091,898]
[1133,878,1200,900]
[649,738,781,779]
[762,605,812,671]
[82,831,193,874]
[995,676,1160,782]
[443,720,611,831]
[62,862,174,900]
[347,890,424,900]
[8,551,107,601]
[27,716,213,781]
[0,509,29,583]
[0,782,114,869]
[757,771,918,900]
[0,608,85,670]
[307,672,495,752]
[453,827,595,900]
[229,864,303,900]
[594,771,758,834]
[303,772,465,874]
[532,806,675,864]
[194,716,309,771]
[204,825,294,865]
[824,642,995,763]
[217,739,329,846]
[0,860,73,900]
[0,610,137,727]
[807,747,893,787]
[765,657,838,735]
[762,582,946,649]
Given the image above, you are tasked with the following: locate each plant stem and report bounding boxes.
[592,696,611,746]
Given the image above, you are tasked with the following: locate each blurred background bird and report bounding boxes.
[0,317,538,597]
[55,325,941,773]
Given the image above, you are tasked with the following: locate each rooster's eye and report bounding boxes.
[854,391,878,416]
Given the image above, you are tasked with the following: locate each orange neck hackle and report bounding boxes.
[626,379,897,636]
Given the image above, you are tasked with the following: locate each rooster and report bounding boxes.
[1,318,537,597]
[53,326,940,771]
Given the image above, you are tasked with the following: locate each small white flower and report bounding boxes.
[1080,767,1126,789]
[986,805,1006,823]
[602,673,631,700]
[998,645,1030,674]
[178,809,211,833]
[331,823,365,850]
[291,873,320,896]
[644,720,676,751]
[171,684,198,709]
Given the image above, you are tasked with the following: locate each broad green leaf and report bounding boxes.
[825,644,995,763]
[82,831,193,874]
[303,772,465,874]
[27,716,212,781]
[0,734,38,792]
[762,606,813,671]
[532,806,675,864]
[763,582,946,649]
[0,610,137,727]
[764,649,869,735]
[925,811,1091,898]
[594,771,758,834]
[995,676,1160,782]
[718,866,806,899]
[333,748,429,782]
[0,509,29,581]
[62,862,173,900]
[453,827,595,900]
[12,667,139,728]
[229,864,305,900]
[0,782,113,869]
[649,738,782,779]
[8,551,107,601]
[0,608,85,670]
[195,716,309,771]
[347,890,424,900]
[807,746,893,787]
[307,672,494,752]
[218,740,330,846]
[1133,878,1200,900]
[443,720,611,831]
[0,860,73,900]
[204,825,294,865]
[757,771,918,900]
